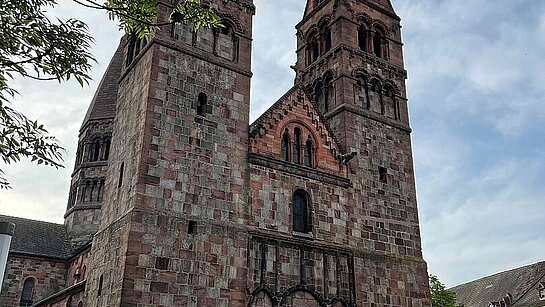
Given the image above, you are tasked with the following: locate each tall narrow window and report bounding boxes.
[91,140,100,161]
[197,93,207,116]
[102,139,111,160]
[358,27,368,51]
[19,278,35,306]
[281,132,290,161]
[293,191,310,233]
[118,162,124,188]
[66,295,73,307]
[293,128,301,164]
[304,138,313,167]
[97,274,104,297]
[323,28,331,54]
[373,32,383,58]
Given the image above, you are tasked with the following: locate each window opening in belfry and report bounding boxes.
[293,191,310,233]
[92,139,100,161]
[373,32,382,58]
[323,27,332,54]
[293,128,301,164]
[103,139,111,160]
[358,27,367,51]
[197,92,207,116]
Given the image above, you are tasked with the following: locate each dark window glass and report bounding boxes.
[304,138,313,167]
[323,28,331,54]
[373,33,382,58]
[358,27,367,51]
[91,140,100,161]
[103,139,111,160]
[118,162,124,188]
[293,128,301,164]
[20,278,34,306]
[197,93,207,116]
[379,167,387,183]
[281,133,290,161]
[293,191,310,233]
[97,274,104,297]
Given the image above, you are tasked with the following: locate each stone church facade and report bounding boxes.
[0,0,430,306]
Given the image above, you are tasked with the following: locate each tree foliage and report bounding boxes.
[430,275,464,307]
[0,0,94,188]
[0,0,221,188]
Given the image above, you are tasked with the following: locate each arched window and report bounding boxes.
[373,31,383,58]
[197,92,207,116]
[358,26,368,51]
[77,302,83,307]
[293,190,311,233]
[91,139,100,162]
[304,137,313,167]
[66,295,73,307]
[20,277,35,306]
[307,35,319,64]
[102,138,111,160]
[322,27,331,54]
[293,128,301,164]
[281,131,290,161]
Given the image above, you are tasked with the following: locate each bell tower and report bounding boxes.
[294,0,431,306]
[83,0,255,305]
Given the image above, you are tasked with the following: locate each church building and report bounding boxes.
[0,0,431,306]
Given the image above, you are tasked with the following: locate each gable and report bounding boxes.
[249,86,348,175]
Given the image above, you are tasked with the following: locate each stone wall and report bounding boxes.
[0,255,67,307]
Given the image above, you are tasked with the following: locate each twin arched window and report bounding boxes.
[358,25,388,60]
[293,190,311,233]
[76,136,111,165]
[305,21,332,65]
[19,277,35,306]
[281,128,314,167]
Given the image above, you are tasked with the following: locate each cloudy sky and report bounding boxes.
[1,0,544,288]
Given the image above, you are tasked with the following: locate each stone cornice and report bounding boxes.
[248,153,350,188]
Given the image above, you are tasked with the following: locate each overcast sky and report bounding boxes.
[1,0,544,288]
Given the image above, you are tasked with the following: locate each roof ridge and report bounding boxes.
[451,261,545,289]
[0,214,64,226]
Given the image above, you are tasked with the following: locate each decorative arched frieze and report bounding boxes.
[280,286,328,307]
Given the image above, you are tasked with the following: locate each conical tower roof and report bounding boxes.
[80,39,124,131]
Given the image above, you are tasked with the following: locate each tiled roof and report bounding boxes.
[451,261,545,307]
[81,38,125,128]
[0,215,73,259]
